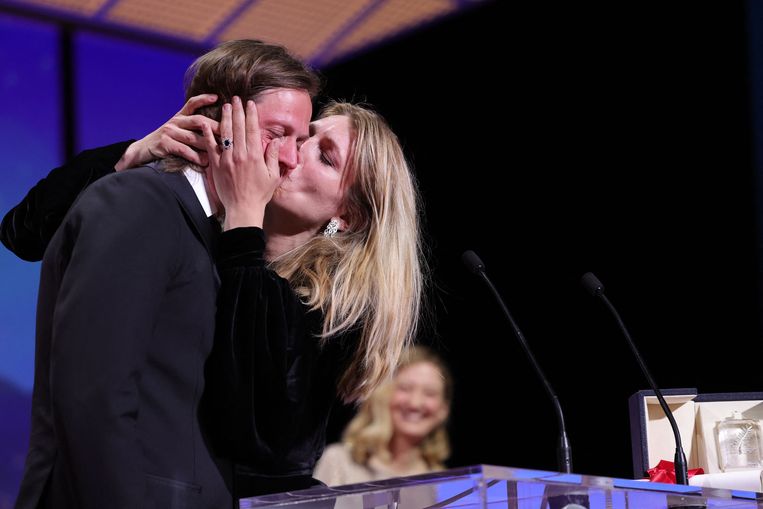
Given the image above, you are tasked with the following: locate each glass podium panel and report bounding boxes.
[239,465,763,509]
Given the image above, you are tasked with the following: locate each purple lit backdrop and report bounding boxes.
[0,16,195,505]
[0,14,59,395]
[75,32,194,151]
[0,15,59,506]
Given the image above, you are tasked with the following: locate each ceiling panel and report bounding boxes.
[0,0,487,68]
[220,0,372,63]
[21,0,107,15]
[106,0,242,41]
[325,0,452,65]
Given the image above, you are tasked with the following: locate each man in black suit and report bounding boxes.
[9,40,318,509]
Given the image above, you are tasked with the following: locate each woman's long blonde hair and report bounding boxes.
[342,346,452,470]
[270,101,426,403]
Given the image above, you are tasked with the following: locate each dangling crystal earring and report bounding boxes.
[323,218,339,237]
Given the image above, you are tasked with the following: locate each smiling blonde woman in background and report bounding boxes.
[314,345,452,486]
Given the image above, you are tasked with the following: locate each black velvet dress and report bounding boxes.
[1,143,355,499]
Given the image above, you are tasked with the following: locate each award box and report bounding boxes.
[629,388,763,491]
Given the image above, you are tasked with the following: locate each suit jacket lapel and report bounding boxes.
[152,167,219,260]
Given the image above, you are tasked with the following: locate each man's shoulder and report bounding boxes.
[82,166,181,211]
[95,165,166,191]
[56,166,188,242]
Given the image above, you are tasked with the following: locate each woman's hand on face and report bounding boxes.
[202,96,283,230]
[115,94,220,171]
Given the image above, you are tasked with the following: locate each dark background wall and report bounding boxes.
[1,0,762,503]
[321,0,763,479]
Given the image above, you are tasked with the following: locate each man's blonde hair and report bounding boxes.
[165,39,320,172]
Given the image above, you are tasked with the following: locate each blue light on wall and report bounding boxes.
[0,17,198,505]
[0,12,61,505]
[0,13,61,394]
[75,32,195,150]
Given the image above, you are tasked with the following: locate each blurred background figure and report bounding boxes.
[314,345,452,486]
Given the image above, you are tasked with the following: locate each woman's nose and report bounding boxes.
[408,391,424,409]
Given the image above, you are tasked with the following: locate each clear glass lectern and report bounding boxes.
[239,464,763,508]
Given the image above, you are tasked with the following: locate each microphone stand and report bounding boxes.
[476,269,573,474]
[581,273,706,509]
[598,293,688,485]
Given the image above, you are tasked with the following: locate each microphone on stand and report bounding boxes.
[580,272,689,485]
[462,250,573,474]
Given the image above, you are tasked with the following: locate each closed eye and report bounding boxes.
[267,128,285,140]
[320,151,335,167]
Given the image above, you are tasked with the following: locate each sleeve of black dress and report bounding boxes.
[0,140,134,261]
[206,227,351,497]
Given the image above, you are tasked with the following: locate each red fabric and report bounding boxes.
[647,460,705,483]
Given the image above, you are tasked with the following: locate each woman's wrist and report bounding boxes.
[114,142,142,171]
[218,226,266,266]
[223,205,266,231]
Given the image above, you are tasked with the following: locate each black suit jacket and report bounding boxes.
[15,166,231,509]
[3,144,357,503]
